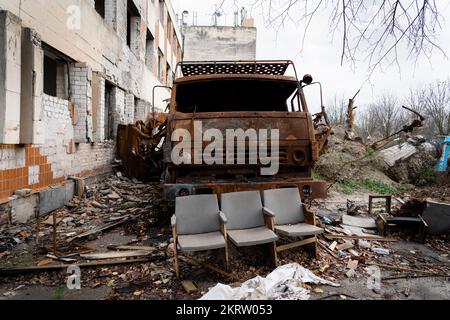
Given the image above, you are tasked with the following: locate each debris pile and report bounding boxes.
[315,125,440,188]
[377,136,438,184]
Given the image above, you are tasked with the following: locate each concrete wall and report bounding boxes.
[183,26,257,61]
[0,0,183,206]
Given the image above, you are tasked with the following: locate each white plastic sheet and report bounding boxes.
[200,263,340,300]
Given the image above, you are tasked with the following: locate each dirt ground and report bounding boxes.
[0,174,449,300]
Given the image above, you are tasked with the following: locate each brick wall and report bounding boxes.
[111,86,125,139]
[124,93,136,124]
[134,98,150,122]
[70,63,93,143]
[130,16,142,58]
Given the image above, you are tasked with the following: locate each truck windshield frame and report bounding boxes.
[174,78,300,113]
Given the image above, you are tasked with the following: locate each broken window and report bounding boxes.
[105,81,114,140]
[42,44,72,99]
[158,49,164,82]
[94,0,105,18]
[146,30,155,70]
[159,0,165,24]
[166,63,172,85]
[127,0,140,48]
[175,79,299,113]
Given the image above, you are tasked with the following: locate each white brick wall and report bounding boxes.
[110,86,125,139]
[70,63,93,143]
[130,16,142,58]
[0,148,25,170]
[93,74,106,142]
[42,94,73,178]
[134,98,150,122]
[124,93,135,124]
[41,93,114,179]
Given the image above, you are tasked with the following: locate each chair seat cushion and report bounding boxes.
[228,227,278,247]
[275,223,324,237]
[178,232,226,252]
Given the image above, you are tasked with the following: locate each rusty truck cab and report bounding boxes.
[163,61,328,201]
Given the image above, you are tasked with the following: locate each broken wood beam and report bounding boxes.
[179,255,238,281]
[276,237,316,253]
[368,263,444,275]
[324,234,397,242]
[0,256,165,276]
[106,245,156,252]
[66,215,134,242]
[317,241,339,259]
[80,250,153,260]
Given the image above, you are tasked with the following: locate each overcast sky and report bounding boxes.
[172,0,450,113]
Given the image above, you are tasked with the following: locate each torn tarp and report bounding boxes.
[200,263,340,300]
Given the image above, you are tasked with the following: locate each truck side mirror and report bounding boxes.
[302,74,313,85]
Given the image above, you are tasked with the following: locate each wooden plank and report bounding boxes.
[0,256,165,275]
[66,215,132,242]
[328,241,338,251]
[80,251,152,260]
[181,280,198,294]
[317,241,339,259]
[324,234,397,242]
[276,237,316,253]
[336,242,354,251]
[106,245,156,252]
[368,263,444,275]
[179,255,238,281]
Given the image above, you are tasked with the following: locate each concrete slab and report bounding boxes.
[39,186,66,215]
[65,180,75,203]
[10,194,37,224]
[342,215,377,229]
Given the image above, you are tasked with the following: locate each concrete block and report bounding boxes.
[14,188,32,197]
[70,176,85,197]
[39,187,66,215]
[10,194,38,224]
[65,180,75,203]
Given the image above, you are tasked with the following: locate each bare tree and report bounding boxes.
[227,0,444,76]
[327,94,348,126]
[409,80,450,136]
[367,93,405,138]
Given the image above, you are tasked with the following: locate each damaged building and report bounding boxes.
[0,0,183,224]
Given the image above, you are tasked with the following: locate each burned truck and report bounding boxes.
[162,61,330,201]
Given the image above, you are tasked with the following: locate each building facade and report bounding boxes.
[183,24,257,61]
[0,0,182,207]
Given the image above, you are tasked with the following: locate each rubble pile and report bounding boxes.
[376,136,438,185]
[0,171,449,300]
[314,133,397,186]
[315,126,440,189]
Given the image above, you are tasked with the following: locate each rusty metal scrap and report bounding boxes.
[117,114,168,180]
[371,106,426,150]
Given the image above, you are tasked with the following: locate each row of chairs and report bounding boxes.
[171,188,324,277]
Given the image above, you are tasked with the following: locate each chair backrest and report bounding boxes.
[263,188,304,225]
[175,194,220,235]
[221,191,265,230]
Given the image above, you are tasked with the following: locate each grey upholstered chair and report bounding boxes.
[221,191,278,265]
[172,194,228,277]
[263,188,324,257]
